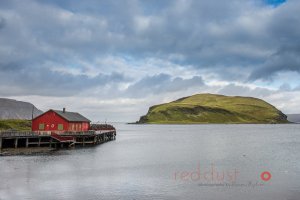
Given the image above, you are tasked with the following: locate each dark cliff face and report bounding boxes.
[0,98,43,120]
[138,115,149,123]
[276,111,288,121]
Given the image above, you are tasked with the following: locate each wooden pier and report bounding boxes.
[0,129,116,150]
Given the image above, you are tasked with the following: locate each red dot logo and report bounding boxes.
[261,171,272,181]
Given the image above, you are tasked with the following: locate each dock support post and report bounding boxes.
[49,138,52,148]
[14,138,18,148]
[82,137,85,147]
[38,137,41,147]
[0,138,2,149]
[26,138,29,148]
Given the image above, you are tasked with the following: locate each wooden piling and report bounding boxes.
[49,138,53,148]
[38,137,41,147]
[26,138,29,148]
[14,138,18,148]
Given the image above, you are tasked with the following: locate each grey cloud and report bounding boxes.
[0,17,5,30]
[0,63,129,96]
[279,83,292,91]
[248,0,300,80]
[0,62,22,72]
[0,0,299,97]
[126,74,204,98]
[267,0,300,42]
[0,0,287,62]
[218,83,274,97]
[249,45,300,80]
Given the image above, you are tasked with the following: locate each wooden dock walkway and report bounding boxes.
[0,129,116,150]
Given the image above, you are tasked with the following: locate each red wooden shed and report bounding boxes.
[32,108,91,132]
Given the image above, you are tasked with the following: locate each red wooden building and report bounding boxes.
[32,108,91,132]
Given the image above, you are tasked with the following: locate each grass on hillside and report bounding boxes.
[140,94,288,124]
[0,119,32,131]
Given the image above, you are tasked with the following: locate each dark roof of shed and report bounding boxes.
[32,109,91,122]
[52,110,91,122]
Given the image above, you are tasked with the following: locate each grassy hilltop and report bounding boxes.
[0,119,31,131]
[138,94,288,124]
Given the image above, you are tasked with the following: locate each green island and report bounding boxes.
[137,93,289,124]
[0,119,31,131]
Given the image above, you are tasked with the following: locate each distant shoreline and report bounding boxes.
[128,122,295,125]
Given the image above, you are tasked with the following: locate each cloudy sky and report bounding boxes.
[0,0,299,122]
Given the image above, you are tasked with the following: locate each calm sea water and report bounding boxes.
[1,124,300,200]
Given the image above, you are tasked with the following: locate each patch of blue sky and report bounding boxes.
[264,0,286,7]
